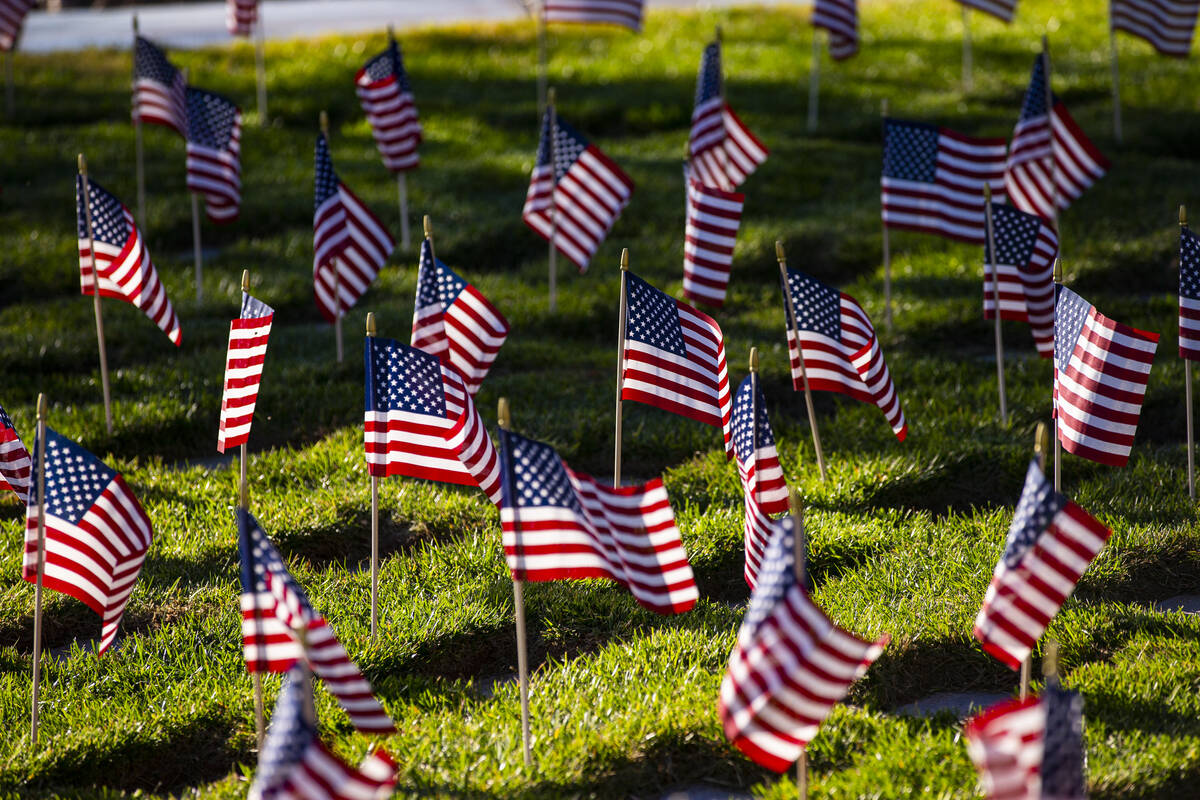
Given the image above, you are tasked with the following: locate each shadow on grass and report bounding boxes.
[0,594,202,659]
[859,635,1017,710]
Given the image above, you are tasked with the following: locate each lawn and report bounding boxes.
[1,0,1199,797]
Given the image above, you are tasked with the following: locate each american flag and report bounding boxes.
[313,133,395,324]
[954,0,1017,23]
[719,515,888,772]
[1004,55,1110,222]
[498,427,698,614]
[973,458,1111,670]
[522,109,633,273]
[217,292,273,453]
[23,428,153,655]
[77,175,183,346]
[239,509,396,734]
[682,179,744,308]
[983,201,1058,358]
[227,0,258,37]
[1054,286,1159,467]
[0,0,34,51]
[248,666,398,800]
[0,403,31,504]
[731,376,789,589]
[355,35,422,173]
[881,117,1008,245]
[411,239,509,397]
[813,0,858,60]
[364,336,502,505]
[965,687,1086,800]
[781,267,907,440]
[687,42,769,192]
[1112,0,1200,58]
[544,0,645,31]
[1179,226,1200,360]
[186,87,242,224]
[621,271,733,458]
[132,36,188,138]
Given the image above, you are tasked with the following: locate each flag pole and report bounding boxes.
[78,154,114,436]
[1108,2,1122,145]
[984,184,1006,424]
[397,173,410,250]
[498,397,533,767]
[1053,258,1062,493]
[777,240,827,481]
[321,111,344,363]
[1183,205,1194,501]
[749,347,760,505]
[4,46,12,117]
[1042,37,1060,234]
[807,30,820,133]
[880,98,893,331]
[547,87,559,313]
[191,193,204,303]
[132,14,146,229]
[254,11,267,127]
[1021,421,1051,701]
[1043,638,1060,687]
[536,0,548,119]
[789,487,808,798]
[614,247,629,487]
[366,311,380,638]
[29,393,47,746]
[961,5,973,92]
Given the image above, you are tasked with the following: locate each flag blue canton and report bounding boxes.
[732,376,774,462]
[534,113,589,180]
[314,134,341,212]
[0,403,14,432]
[1054,286,1091,374]
[435,259,467,305]
[1040,685,1086,798]
[416,241,441,308]
[1181,228,1200,301]
[254,667,318,791]
[1019,55,1050,122]
[882,120,939,183]
[185,88,238,149]
[694,42,722,106]
[29,429,116,525]
[76,176,129,246]
[1001,460,1065,569]
[625,273,687,356]
[786,269,841,339]
[240,292,273,319]
[499,429,583,514]
[365,337,447,417]
[237,508,315,610]
[985,203,1042,265]
[362,39,413,92]
[741,515,797,635]
[134,36,180,85]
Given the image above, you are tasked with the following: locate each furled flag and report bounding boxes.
[498,427,698,614]
[719,515,888,772]
[881,117,1008,245]
[687,41,769,192]
[954,0,1017,24]
[781,268,907,440]
[544,0,645,31]
[217,292,273,453]
[621,271,733,457]
[682,179,745,308]
[0,403,31,503]
[1179,224,1200,360]
[249,666,398,800]
[227,0,258,37]
[411,239,509,396]
[983,201,1059,358]
[23,428,153,655]
[313,133,395,324]
[1112,0,1200,58]
[0,0,35,51]
[973,458,1111,670]
[77,175,183,346]
[355,34,422,173]
[239,509,396,734]
[522,109,633,273]
[364,336,502,505]
[813,0,858,59]
[132,35,188,138]
[731,376,789,589]
[1004,55,1110,221]
[1054,286,1158,467]
[965,687,1086,800]
[185,87,242,224]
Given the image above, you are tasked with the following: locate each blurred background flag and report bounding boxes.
[355,33,422,173]
[0,0,34,51]
[185,87,242,223]
[682,179,744,308]
[813,0,858,59]
[544,0,645,31]
[227,0,258,37]
[132,35,188,138]
[1111,0,1200,57]
[0,403,30,503]
[954,0,1016,23]
[687,40,768,191]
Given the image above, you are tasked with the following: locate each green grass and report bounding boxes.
[2,1,1200,796]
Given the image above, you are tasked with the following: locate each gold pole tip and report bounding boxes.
[366,311,376,336]
[77,153,87,174]
[319,111,329,135]
[132,13,139,32]
[749,346,758,374]
[983,183,992,201]
[241,269,250,292]
[1035,422,1050,463]
[774,240,786,263]
[1053,258,1063,283]
[788,487,804,523]
[498,397,511,429]
[620,248,629,270]
[548,86,556,106]
[36,393,47,421]
[1180,205,1187,227]
[423,215,432,239]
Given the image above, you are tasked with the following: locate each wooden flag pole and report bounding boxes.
[614,248,629,487]
[366,312,380,638]
[961,5,973,92]
[132,14,146,229]
[78,154,114,436]
[807,30,820,133]
[1021,421,1052,700]
[880,98,893,331]
[547,87,559,313]
[1108,3,1123,145]
[536,0,548,119]
[1053,258,1062,493]
[777,240,827,481]
[984,184,1007,424]
[29,393,47,746]
[191,196,204,303]
[1183,205,1195,501]
[749,347,760,506]
[397,173,410,251]
[789,487,808,798]
[498,398,533,767]
[254,13,268,127]
[320,111,344,363]
[1042,38,1060,232]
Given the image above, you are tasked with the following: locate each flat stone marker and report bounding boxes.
[1155,595,1200,614]
[894,691,1009,719]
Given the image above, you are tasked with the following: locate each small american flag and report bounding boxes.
[132,36,188,138]
[544,0,645,31]
[882,118,1008,245]
[682,179,744,308]
[1054,286,1158,467]
[687,42,768,192]
[355,35,422,173]
[248,666,398,800]
[1112,0,1200,57]
[621,271,733,458]
[364,336,501,505]
[499,427,698,614]
[522,109,634,273]
[782,267,907,440]
[411,239,509,397]
[983,201,1058,358]
[719,515,888,772]
[239,509,396,734]
[965,687,1086,800]
[1179,226,1200,360]
[731,376,789,589]
[227,0,258,37]
[0,403,31,504]
[186,87,242,224]
[77,175,183,346]
[0,0,34,51]
[813,0,858,59]
[954,0,1017,23]
[313,133,395,324]
[217,292,273,453]
[973,458,1111,670]
[23,428,153,655]
[1004,55,1110,221]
